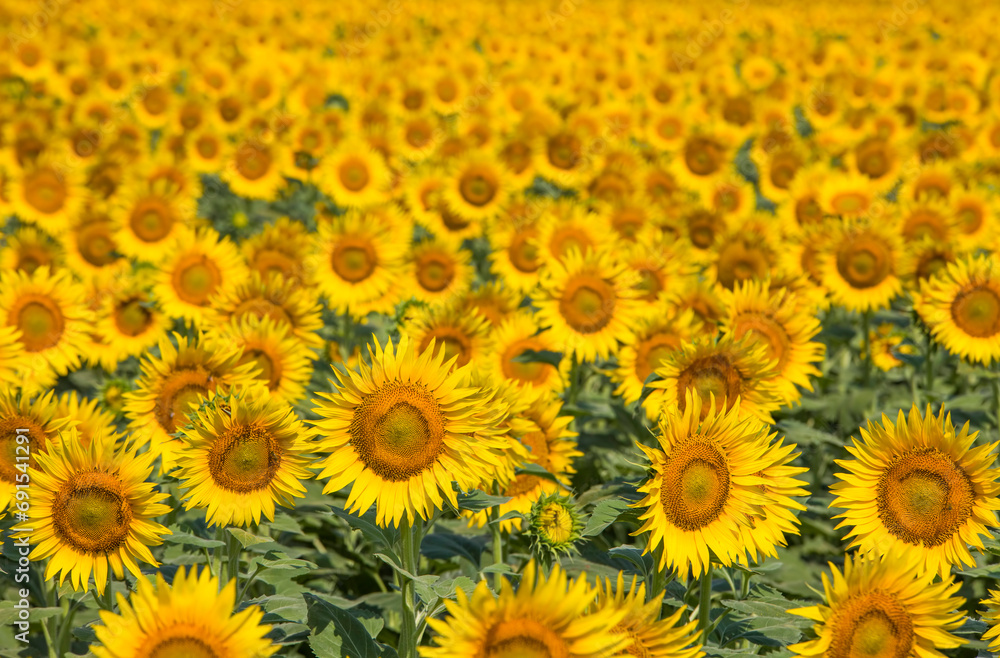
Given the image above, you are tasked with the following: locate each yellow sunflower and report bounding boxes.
[633,390,789,578]
[788,551,966,658]
[670,127,734,196]
[0,326,28,387]
[186,126,230,174]
[819,172,879,220]
[591,573,705,658]
[56,391,119,449]
[123,332,261,473]
[487,206,546,294]
[612,307,702,408]
[319,137,392,208]
[533,247,640,363]
[155,227,248,326]
[10,156,87,231]
[94,271,172,368]
[311,209,407,319]
[0,225,62,275]
[914,254,1000,365]
[441,152,510,223]
[819,219,903,313]
[219,315,315,405]
[868,323,917,372]
[457,281,525,328]
[897,198,958,245]
[467,389,581,532]
[0,390,69,515]
[241,216,314,287]
[222,139,288,201]
[0,266,92,390]
[422,561,627,658]
[831,404,1000,577]
[951,187,996,252]
[536,200,616,264]
[643,334,781,424]
[207,271,324,349]
[311,334,514,528]
[981,589,1000,652]
[13,428,170,595]
[91,566,277,658]
[401,302,493,371]
[707,221,780,291]
[175,386,315,527]
[719,280,825,405]
[60,210,129,285]
[408,235,475,307]
[897,238,959,288]
[485,310,567,397]
[622,238,698,318]
[113,183,192,262]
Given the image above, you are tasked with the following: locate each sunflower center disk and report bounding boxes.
[53,472,132,553]
[484,619,570,658]
[24,170,67,213]
[332,239,377,283]
[115,299,153,337]
[733,315,790,370]
[685,137,722,176]
[951,287,1000,338]
[145,635,221,658]
[829,591,914,658]
[460,172,497,206]
[676,356,743,417]
[503,340,552,384]
[236,150,271,180]
[508,232,541,273]
[79,224,118,266]
[339,159,370,191]
[351,384,445,482]
[131,200,174,242]
[416,255,455,292]
[174,259,221,305]
[661,441,730,531]
[559,275,615,334]
[0,419,42,483]
[154,369,212,433]
[208,423,282,493]
[837,239,890,289]
[877,450,974,547]
[537,503,574,544]
[635,334,680,383]
[16,298,64,351]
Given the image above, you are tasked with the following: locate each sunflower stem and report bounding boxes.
[399,519,420,658]
[861,310,871,385]
[924,332,935,398]
[103,581,115,612]
[699,566,713,645]
[213,525,226,586]
[490,482,504,592]
[227,528,241,594]
[992,365,1000,431]
[55,598,83,658]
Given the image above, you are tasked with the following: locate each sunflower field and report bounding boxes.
[3,0,1000,656]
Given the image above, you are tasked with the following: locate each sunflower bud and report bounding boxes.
[526,493,584,558]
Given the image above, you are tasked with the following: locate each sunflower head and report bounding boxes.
[526,493,585,558]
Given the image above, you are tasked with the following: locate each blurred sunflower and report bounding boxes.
[0,225,62,274]
[91,566,277,658]
[155,227,248,326]
[208,271,324,349]
[591,573,704,658]
[175,386,315,527]
[61,210,128,285]
[915,254,1000,365]
[487,208,545,294]
[644,334,781,424]
[124,333,260,473]
[10,156,87,230]
[0,390,68,514]
[408,236,475,307]
[241,217,314,286]
[486,310,566,396]
[533,247,640,362]
[422,561,627,658]
[14,428,170,595]
[113,183,191,262]
[401,303,493,371]
[319,137,392,208]
[222,139,287,201]
[441,152,510,223]
[612,307,701,407]
[634,390,784,578]
[56,391,119,448]
[720,281,824,405]
[819,219,903,313]
[535,200,615,264]
[831,405,1000,576]
[0,326,28,387]
[311,335,513,528]
[221,316,314,405]
[788,551,965,658]
[94,271,171,368]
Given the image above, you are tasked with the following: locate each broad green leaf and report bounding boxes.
[453,487,511,512]
[420,532,486,566]
[331,506,400,549]
[162,530,224,549]
[583,498,632,536]
[228,527,273,549]
[304,593,391,658]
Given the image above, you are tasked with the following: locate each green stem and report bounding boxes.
[490,483,504,592]
[41,619,57,658]
[104,581,115,612]
[699,566,713,645]
[924,332,935,398]
[861,310,871,385]
[740,569,750,600]
[991,365,1000,431]
[55,599,83,657]
[227,529,241,594]
[399,520,419,658]
[238,564,266,603]
[214,526,226,586]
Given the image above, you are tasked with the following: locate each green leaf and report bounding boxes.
[162,531,224,549]
[433,575,477,600]
[228,527,273,549]
[514,463,571,490]
[331,506,400,549]
[421,532,486,566]
[304,592,392,658]
[454,487,511,512]
[0,602,62,625]
[268,512,304,535]
[583,498,632,536]
[511,348,563,367]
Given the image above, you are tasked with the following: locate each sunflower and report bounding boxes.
[91,566,277,658]
[457,282,525,328]
[311,209,407,319]
[981,589,1000,652]
[719,281,824,405]
[779,164,828,235]
[897,198,958,245]
[60,209,129,285]
[830,404,1000,577]
[668,276,728,330]
[241,216,314,286]
[951,187,996,251]
[707,222,780,291]
[175,386,315,527]
[898,162,956,203]
[9,156,87,230]
[533,247,640,363]
[535,199,616,264]
[0,390,68,514]
[0,225,62,274]
[222,139,288,201]
[487,206,545,294]
[441,152,510,223]
[612,307,702,407]
[422,561,627,658]
[94,271,172,367]
[820,172,879,219]
[311,334,514,528]
[408,236,475,308]
[591,573,704,658]
[671,127,734,196]
[113,183,192,262]
[788,551,966,658]
[56,391,119,449]
[0,326,28,387]
[485,310,567,397]
[534,126,593,189]
[914,254,1000,365]
[868,323,917,372]
[467,389,581,532]
[401,165,448,229]
[633,390,789,578]
[819,219,903,313]
[525,493,585,557]
[319,137,392,208]
[220,315,315,405]
[186,126,230,174]
[155,227,248,326]
[850,136,901,193]
[0,266,92,389]
[402,303,493,371]
[13,428,170,595]
[207,271,324,349]
[123,332,261,473]
[622,238,697,317]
